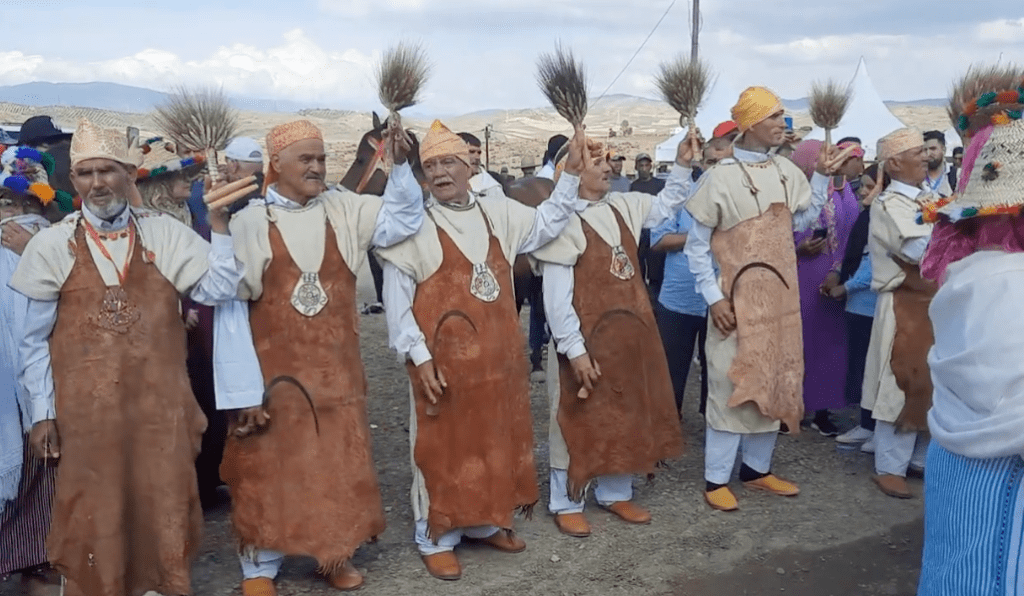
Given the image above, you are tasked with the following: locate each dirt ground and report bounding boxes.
[0,263,926,596]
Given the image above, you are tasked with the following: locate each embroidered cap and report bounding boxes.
[419,120,470,166]
[264,120,324,193]
[69,118,143,169]
[731,87,784,133]
[876,128,924,163]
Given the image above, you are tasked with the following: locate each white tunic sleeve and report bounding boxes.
[18,299,57,425]
[542,263,587,360]
[685,220,725,305]
[517,171,579,254]
[791,172,830,232]
[213,300,265,411]
[187,232,245,305]
[371,162,425,249]
[383,261,432,365]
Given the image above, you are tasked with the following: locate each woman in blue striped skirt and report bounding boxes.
[917,86,1024,595]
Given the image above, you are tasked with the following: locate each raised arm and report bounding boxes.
[516,169,579,255]
[371,162,425,248]
[643,130,701,229]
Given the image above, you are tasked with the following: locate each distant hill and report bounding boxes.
[0,81,326,114]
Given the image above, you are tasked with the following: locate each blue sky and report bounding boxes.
[4,0,1022,113]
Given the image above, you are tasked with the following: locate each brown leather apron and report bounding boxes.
[220,221,384,574]
[556,209,683,500]
[48,221,206,596]
[890,258,937,432]
[408,209,538,539]
[711,203,805,431]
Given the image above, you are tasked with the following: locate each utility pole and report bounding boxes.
[484,124,492,170]
[690,0,700,62]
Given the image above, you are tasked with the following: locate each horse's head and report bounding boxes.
[339,112,425,196]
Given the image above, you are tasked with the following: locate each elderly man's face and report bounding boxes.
[579,155,612,199]
[71,158,135,220]
[423,155,472,203]
[889,145,928,186]
[747,110,788,149]
[466,145,482,170]
[273,139,326,202]
[923,139,945,170]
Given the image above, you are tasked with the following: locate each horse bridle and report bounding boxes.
[355,134,388,194]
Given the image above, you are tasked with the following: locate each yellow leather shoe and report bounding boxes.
[554,512,592,537]
[743,474,800,496]
[326,560,364,591]
[421,551,462,581]
[602,501,652,524]
[704,486,739,511]
[241,577,277,596]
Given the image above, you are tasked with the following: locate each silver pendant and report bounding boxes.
[609,245,635,280]
[291,271,329,316]
[470,262,500,302]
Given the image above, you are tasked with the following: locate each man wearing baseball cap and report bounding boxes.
[222,137,265,214]
[607,152,629,193]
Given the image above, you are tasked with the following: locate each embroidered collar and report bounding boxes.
[429,192,480,212]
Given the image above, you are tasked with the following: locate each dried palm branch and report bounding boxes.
[808,79,853,146]
[948,63,1024,138]
[536,44,588,128]
[655,56,715,130]
[376,42,431,119]
[153,85,237,179]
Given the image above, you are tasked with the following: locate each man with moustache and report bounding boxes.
[922,130,953,198]
[861,128,935,499]
[9,119,245,596]
[684,87,836,511]
[214,119,422,594]
[530,129,699,538]
[377,120,584,581]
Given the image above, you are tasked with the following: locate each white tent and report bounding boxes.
[802,58,906,161]
[944,126,963,156]
[655,78,741,162]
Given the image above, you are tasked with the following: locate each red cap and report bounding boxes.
[712,120,739,139]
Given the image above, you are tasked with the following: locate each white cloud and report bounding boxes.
[975,18,1024,43]
[0,30,378,108]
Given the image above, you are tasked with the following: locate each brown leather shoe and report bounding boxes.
[467,529,527,553]
[326,560,364,591]
[602,501,652,524]
[241,577,277,596]
[421,551,462,581]
[554,512,592,537]
[873,474,913,499]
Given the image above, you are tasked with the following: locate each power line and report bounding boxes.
[593,0,678,106]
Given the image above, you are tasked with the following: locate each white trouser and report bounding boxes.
[704,425,778,485]
[414,519,500,555]
[548,468,633,514]
[874,421,929,476]
[239,549,285,580]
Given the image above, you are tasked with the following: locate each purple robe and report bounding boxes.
[793,181,860,412]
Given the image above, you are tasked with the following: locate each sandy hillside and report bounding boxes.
[0,99,950,182]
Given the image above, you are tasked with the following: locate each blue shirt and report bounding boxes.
[652,208,708,317]
[844,252,878,318]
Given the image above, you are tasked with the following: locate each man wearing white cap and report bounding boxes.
[9,118,246,596]
[861,127,935,499]
[377,120,585,581]
[223,137,265,214]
